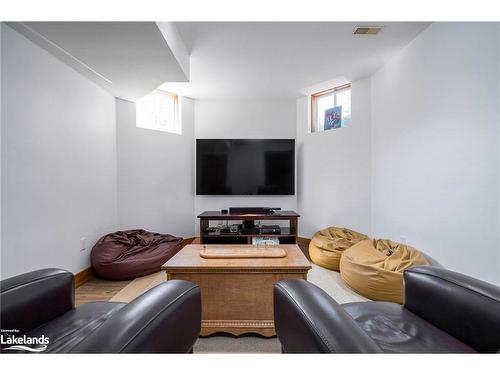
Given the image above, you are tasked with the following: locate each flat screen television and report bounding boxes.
[196,139,295,195]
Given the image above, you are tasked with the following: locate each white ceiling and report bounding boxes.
[9,21,431,101]
[8,22,189,101]
[161,22,430,99]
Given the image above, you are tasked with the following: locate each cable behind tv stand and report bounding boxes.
[198,210,300,245]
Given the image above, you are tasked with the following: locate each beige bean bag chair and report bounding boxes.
[309,227,368,271]
[340,239,429,304]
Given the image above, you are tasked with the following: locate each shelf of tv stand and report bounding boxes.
[198,210,300,221]
[202,227,294,238]
[198,210,300,245]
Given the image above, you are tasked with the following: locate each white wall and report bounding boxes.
[371,22,500,284]
[193,99,297,234]
[1,24,117,278]
[0,23,3,259]
[497,23,500,285]
[116,97,195,237]
[296,78,372,238]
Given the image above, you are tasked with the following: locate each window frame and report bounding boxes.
[136,89,181,134]
[310,83,352,133]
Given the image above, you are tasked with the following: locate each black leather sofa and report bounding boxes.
[274,266,500,353]
[0,268,201,353]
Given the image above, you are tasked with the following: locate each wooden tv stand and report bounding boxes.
[198,210,300,245]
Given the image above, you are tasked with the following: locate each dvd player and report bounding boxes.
[261,225,281,234]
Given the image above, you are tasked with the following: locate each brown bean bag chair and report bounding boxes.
[309,227,368,271]
[340,239,429,304]
[91,229,183,280]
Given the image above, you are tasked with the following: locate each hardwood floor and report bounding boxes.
[74,237,311,306]
[75,274,129,306]
[297,237,311,260]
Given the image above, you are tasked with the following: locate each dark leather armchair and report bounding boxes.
[1,268,201,353]
[274,266,500,353]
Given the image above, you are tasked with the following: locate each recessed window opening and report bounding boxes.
[311,83,351,133]
[136,89,181,134]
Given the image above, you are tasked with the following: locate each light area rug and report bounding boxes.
[109,263,368,353]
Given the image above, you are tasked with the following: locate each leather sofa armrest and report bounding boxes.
[0,268,74,333]
[71,280,201,353]
[404,266,500,353]
[274,279,382,353]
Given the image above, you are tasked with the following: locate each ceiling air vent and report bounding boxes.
[353,26,383,35]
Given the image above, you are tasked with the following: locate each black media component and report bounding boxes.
[242,220,256,232]
[229,207,282,215]
[261,225,281,234]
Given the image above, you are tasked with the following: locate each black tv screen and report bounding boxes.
[196,139,295,195]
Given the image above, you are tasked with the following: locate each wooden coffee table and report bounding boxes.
[162,244,311,337]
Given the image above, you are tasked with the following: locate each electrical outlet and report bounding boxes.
[400,236,406,244]
[80,237,87,252]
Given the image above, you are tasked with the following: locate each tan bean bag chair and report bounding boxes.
[309,227,368,271]
[340,239,429,304]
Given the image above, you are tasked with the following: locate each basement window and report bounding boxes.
[136,90,181,134]
[311,83,351,132]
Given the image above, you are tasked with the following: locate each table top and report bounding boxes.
[162,244,311,271]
